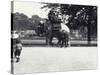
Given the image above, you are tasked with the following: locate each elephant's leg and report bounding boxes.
[46,37,49,45]
[61,40,64,47]
[57,38,61,47]
[49,36,53,45]
[65,38,67,47]
[67,34,70,47]
[46,35,53,46]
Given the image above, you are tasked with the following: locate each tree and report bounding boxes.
[41,3,97,44]
[30,15,42,29]
[12,12,34,30]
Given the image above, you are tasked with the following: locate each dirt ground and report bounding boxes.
[13,47,97,74]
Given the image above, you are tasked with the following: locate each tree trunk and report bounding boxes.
[87,23,91,45]
[87,7,93,45]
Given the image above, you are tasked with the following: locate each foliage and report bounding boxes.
[41,3,97,40]
[12,12,42,30]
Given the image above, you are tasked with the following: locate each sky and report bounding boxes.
[13,1,50,18]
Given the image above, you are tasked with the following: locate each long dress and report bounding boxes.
[60,23,70,33]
